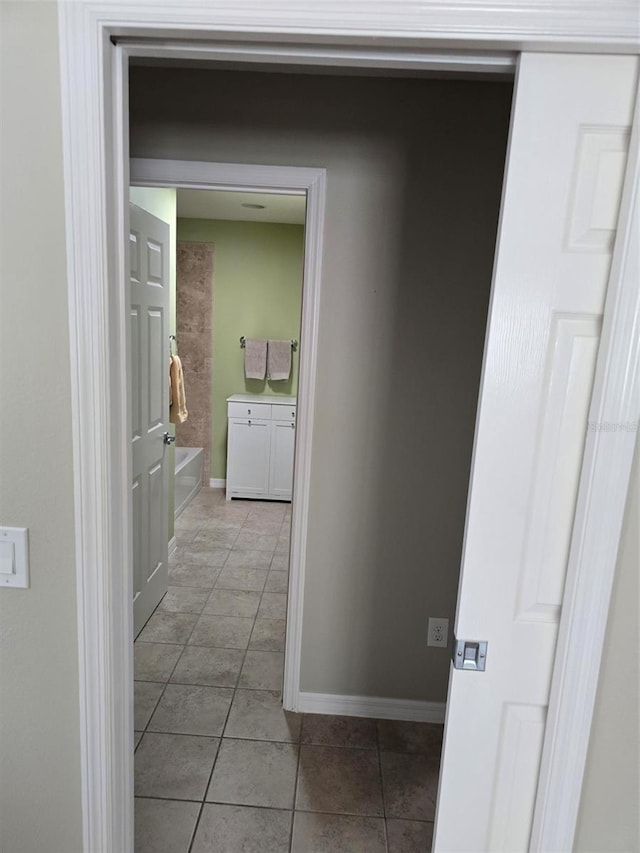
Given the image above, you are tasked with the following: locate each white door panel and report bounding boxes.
[434,53,638,852]
[228,420,271,495]
[269,420,295,498]
[130,203,170,637]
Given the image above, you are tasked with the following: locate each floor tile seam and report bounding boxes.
[202,800,294,814]
[375,713,390,853]
[135,637,195,646]
[158,608,210,616]
[298,742,381,752]
[217,735,300,749]
[141,729,227,742]
[134,794,205,804]
[191,614,257,628]
[163,680,241,690]
[290,806,387,819]
[175,641,254,652]
[218,536,239,569]
[215,733,300,744]
[292,807,388,820]
[219,606,259,743]
[186,672,238,853]
[289,712,304,852]
[138,678,171,742]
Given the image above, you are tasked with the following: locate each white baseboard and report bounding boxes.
[168,536,177,557]
[296,691,446,723]
[209,478,226,489]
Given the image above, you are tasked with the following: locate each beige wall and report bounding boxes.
[0,7,636,850]
[575,438,639,852]
[0,3,83,852]
[130,66,512,701]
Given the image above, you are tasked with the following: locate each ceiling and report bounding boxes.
[176,189,306,224]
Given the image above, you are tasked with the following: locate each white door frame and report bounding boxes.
[57,4,640,852]
[129,156,326,716]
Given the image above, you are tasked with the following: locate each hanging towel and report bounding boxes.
[169,354,188,424]
[267,340,292,381]
[244,338,267,380]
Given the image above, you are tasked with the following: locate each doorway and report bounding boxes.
[57,13,629,844]
[128,65,512,851]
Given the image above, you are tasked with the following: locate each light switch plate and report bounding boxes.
[0,527,30,588]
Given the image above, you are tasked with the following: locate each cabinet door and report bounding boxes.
[227,419,271,496]
[269,420,295,499]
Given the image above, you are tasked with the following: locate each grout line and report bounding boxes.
[291,807,388,819]
[376,719,390,853]
[289,726,303,852]
[134,794,207,805]
[187,554,262,853]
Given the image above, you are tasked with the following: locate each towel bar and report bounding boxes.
[240,336,298,352]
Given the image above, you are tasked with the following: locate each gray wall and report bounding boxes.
[0,3,83,851]
[575,438,639,852]
[130,66,512,701]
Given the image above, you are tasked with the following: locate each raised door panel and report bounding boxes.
[269,420,295,498]
[130,203,170,637]
[434,54,638,852]
[228,420,271,496]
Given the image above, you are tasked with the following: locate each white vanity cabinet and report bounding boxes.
[226,394,296,501]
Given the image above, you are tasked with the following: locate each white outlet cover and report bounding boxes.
[428,617,449,648]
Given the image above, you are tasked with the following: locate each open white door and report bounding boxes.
[130,203,170,636]
[434,53,638,851]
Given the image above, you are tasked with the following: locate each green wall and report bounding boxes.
[177,218,305,480]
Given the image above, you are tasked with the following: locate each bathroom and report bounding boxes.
[129,185,306,553]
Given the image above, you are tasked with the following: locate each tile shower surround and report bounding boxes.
[134,488,442,852]
[175,241,214,482]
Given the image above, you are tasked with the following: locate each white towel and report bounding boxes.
[267,340,292,382]
[244,339,267,380]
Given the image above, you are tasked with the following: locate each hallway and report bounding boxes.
[134,488,441,851]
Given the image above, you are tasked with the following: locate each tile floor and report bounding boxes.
[135,488,441,852]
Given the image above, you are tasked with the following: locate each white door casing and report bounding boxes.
[434,53,638,852]
[130,203,170,636]
[56,5,640,849]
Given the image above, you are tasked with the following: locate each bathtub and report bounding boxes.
[174,446,203,518]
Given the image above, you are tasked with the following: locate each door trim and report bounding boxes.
[132,155,327,717]
[57,6,640,852]
[530,81,640,853]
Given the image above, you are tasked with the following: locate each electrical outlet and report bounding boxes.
[428,617,449,648]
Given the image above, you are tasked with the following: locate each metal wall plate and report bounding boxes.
[453,638,488,671]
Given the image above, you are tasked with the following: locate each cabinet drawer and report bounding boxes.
[272,405,296,422]
[228,401,271,419]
